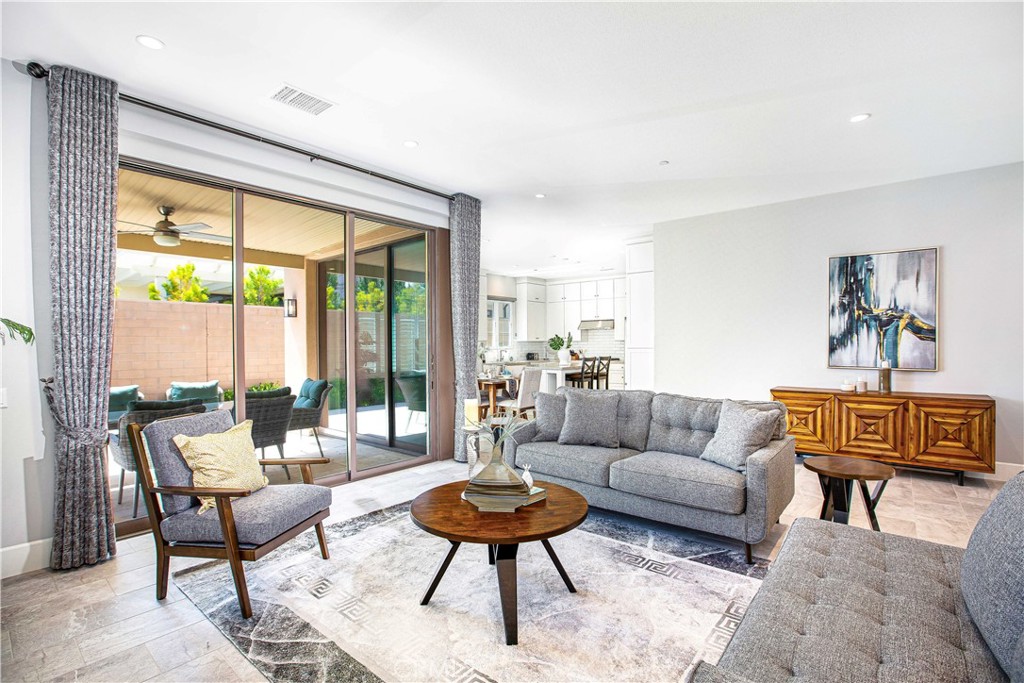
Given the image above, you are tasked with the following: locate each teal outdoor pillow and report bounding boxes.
[168,380,220,402]
[127,398,204,412]
[109,385,140,412]
[295,379,329,409]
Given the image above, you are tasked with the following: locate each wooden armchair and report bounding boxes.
[126,410,332,619]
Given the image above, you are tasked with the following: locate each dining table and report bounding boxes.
[477,377,511,418]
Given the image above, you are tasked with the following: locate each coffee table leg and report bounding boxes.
[420,541,461,606]
[858,479,889,532]
[818,475,833,520]
[541,539,576,593]
[495,544,519,645]
[829,477,853,524]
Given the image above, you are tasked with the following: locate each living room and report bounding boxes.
[1,3,1022,682]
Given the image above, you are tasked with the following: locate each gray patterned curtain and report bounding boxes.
[449,193,481,462]
[43,65,119,569]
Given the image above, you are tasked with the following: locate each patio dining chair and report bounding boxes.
[288,379,333,457]
[126,410,332,619]
[247,394,296,479]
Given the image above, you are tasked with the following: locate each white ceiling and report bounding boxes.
[3,2,1021,278]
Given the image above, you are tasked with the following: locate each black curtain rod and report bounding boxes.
[24,61,455,202]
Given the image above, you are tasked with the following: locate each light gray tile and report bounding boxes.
[1,641,84,681]
[50,644,160,683]
[106,564,158,596]
[75,599,205,664]
[143,620,230,673]
[215,644,268,682]
[143,649,250,683]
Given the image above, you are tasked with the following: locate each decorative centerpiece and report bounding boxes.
[548,332,574,366]
[462,412,546,512]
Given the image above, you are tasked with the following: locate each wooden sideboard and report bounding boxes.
[770,386,996,482]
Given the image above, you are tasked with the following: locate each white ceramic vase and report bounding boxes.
[557,348,571,365]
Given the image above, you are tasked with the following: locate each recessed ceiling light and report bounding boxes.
[135,34,165,50]
[535,194,546,199]
[403,140,419,148]
[849,113,872,123]
[659,160,670,166]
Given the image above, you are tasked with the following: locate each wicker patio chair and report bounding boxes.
[287,380,333,457]
[247,394,296,480]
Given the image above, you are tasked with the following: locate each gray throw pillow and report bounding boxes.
[558,391,621,448]
[534,392,566,442]
[700,399,780,471]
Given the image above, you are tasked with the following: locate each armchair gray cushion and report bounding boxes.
[115,403,207,472]
[609,451,747,514]
[960,472,1024,681]
[160,484,333,547]
[534,392,566,442]
[558,390,620,448]
[700,399,781,472]
[142,410,236,514]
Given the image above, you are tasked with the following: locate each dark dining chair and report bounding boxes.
[595,356,612,390]
[127,410,331,619]
[569,357,599,389]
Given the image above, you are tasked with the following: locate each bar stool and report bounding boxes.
[570,357,598,389]
[595,356,612,389]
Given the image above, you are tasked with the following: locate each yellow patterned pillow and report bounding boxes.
[172,420,268,514]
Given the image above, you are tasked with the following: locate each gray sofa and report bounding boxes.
[690,472,1024,683]
[504,388,796,562]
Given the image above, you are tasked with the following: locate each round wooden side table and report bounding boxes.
[410,480,588,645]
[803,455,896,531]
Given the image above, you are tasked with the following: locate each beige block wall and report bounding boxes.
[110,300,285,399]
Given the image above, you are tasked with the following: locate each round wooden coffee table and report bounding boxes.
[803,455,896,531]
[410,480,588,645]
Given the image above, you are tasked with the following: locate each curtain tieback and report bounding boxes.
[41,377,109,446]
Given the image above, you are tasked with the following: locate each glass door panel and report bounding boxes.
[392,236,428,453]
[354,248,389,444]
[242,193,349,484]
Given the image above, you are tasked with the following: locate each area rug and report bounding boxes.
[174,504,767,682]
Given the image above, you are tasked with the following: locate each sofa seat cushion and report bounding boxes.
[609,451,747,514]
[514,441,638,488]
[160,484,332,547]
[716,518,1008,683]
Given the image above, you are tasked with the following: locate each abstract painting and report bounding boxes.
[828,247,937,370]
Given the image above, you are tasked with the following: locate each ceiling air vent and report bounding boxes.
[270,84,334,116]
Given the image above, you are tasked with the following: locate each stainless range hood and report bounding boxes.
[579,319,614,331]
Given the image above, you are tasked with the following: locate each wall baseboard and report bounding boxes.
[1,537,52,579]
[972,461,1024,482]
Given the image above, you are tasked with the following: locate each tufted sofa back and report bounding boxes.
[646,393,787,457]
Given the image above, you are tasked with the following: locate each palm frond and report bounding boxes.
[0,318,35,345]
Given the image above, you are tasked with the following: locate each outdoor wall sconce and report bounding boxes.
[285,298,298,318]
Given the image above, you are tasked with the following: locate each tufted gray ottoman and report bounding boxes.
[689,472,1024,683]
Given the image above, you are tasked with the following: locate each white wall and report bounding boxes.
[1,59,57,576]
[282,267,308,393]
[654,163,1023,475]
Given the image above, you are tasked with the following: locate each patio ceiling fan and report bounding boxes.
[117,205,230,248]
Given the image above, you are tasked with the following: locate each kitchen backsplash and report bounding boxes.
[491,328,624,362]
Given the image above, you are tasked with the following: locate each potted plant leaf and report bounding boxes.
[548,332,573,366]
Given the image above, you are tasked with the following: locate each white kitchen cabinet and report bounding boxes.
[597,279,614,299]
[579,280,597,301]
[546,284,563,303]
[595,297,614,319]
[563,282,581,301]
[613,277,627,298]
[625,349,655,390]
[563,300,582,337]
[626,272,655,348]
[613,297,626,341]
[608,363,626,390]
[545,301,563,339]
[515,299,546,342]
[526,283,545,302]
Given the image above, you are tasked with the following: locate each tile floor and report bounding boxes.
[1,459,1003,682]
